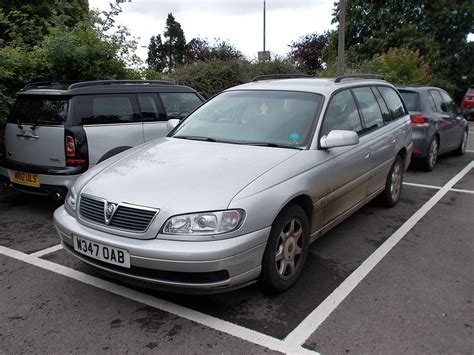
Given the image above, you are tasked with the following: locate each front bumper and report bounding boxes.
[53,206,269,293]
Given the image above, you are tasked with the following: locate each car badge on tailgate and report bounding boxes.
[104,202,117,224]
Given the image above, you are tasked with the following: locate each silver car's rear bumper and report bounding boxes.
[53,206,269,293]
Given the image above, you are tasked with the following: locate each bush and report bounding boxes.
[170,58,297,98]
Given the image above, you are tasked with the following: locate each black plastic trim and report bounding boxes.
[1,158,87,175]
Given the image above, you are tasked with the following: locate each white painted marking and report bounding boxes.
[404,182,474,195]
[0,244,315,355]
[30,244,62,258]
[450,188,474,195]
[285,160,474,346]
[466,149,474,153]
[403,182,442,190]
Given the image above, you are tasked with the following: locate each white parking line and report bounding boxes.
[403,182,474,195]
[466,149,474,153]
[284,160,474,347]
[0,244,316,355]
[29,244,62,258]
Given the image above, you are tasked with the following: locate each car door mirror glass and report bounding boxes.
[320,130,359,149]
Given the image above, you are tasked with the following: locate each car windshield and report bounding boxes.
[399,90,421,111]
[172,90,322,149]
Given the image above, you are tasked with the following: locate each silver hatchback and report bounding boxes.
[54,75,413,294]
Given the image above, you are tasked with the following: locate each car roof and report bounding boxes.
[17,80,198,97]
[227,77,392,96]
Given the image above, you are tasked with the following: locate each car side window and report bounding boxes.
[159,92,203,120]
[377,86,406,120]
[73,94,139,125]
[320,89,363,137]
[352,87,384,132]
[137,94,166,122]
[429,90,447,113]
[439,91,457,113]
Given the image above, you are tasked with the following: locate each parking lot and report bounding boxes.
[1,123,473,354]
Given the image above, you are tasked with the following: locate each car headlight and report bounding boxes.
[64,187,77,215]
[162,210,245,235]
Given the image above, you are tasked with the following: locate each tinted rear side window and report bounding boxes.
[72,94,138,125]
[159,93,203,120]
[8,96,69,125]
[399,91,421,111]
[378,87,406,120]
[429,90,446,113]
[352,87,384,132]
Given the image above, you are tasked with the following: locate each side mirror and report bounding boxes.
[167,119,180,132]
[320,130,359,149]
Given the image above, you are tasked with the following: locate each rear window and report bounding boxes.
[7,96,69,125]
[159,92,203,120]
[468,87,474,94]
[399,91,421,111]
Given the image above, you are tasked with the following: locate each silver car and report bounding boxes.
[54,75,413,294]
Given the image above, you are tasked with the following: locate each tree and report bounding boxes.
[289,32,329,74]
[185,37,243,64]
[147,35,165,72]
[163,13,186,71]
[331,0,474,99]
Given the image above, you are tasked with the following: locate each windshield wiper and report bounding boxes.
[245,142,303,150]
[174,135,217,142]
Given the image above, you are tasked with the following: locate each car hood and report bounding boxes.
[80,138,300,213]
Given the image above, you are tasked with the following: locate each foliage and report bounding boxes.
[366,48,431,85]
[163,13,186,70]
[185,37,244,64]
[147,35,166,72]
[40,22,129,81]
[289,32,329,74]
[170,58,297,99]
[331,0,474,100]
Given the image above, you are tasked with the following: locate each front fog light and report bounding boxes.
[162,210,244,236]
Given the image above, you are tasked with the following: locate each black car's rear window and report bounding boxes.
[7,95,69,125]
[399,91,421,112]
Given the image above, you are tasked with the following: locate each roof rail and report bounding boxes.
[251,74,313,82]
[334,74,385,83]
[68,80,175,90]
[23,81,80,91]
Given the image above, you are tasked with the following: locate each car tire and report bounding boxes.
[260,205,310,294]
[379,155,404,207]
[455,130,468,156]
[421,137,438,171]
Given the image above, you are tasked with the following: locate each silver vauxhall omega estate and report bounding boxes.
[54,74,413,294]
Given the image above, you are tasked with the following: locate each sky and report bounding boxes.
[88,0,337,62]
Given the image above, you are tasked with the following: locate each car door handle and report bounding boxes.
[17,133,39,139]
[364,152,371,159]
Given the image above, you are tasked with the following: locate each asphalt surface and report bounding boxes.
[0,123,473,354]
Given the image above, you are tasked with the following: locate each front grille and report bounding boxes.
[109,205,157,232]
[79,195,157,233]
[79,196,105,224]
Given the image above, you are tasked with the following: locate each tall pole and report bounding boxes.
[337,0,346,76]
[263,0,266,52]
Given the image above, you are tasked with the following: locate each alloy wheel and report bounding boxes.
[275,218,303,280]
[390,160,403,202]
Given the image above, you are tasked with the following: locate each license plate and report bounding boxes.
[10,170,40,187]
[73,236,130,268]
